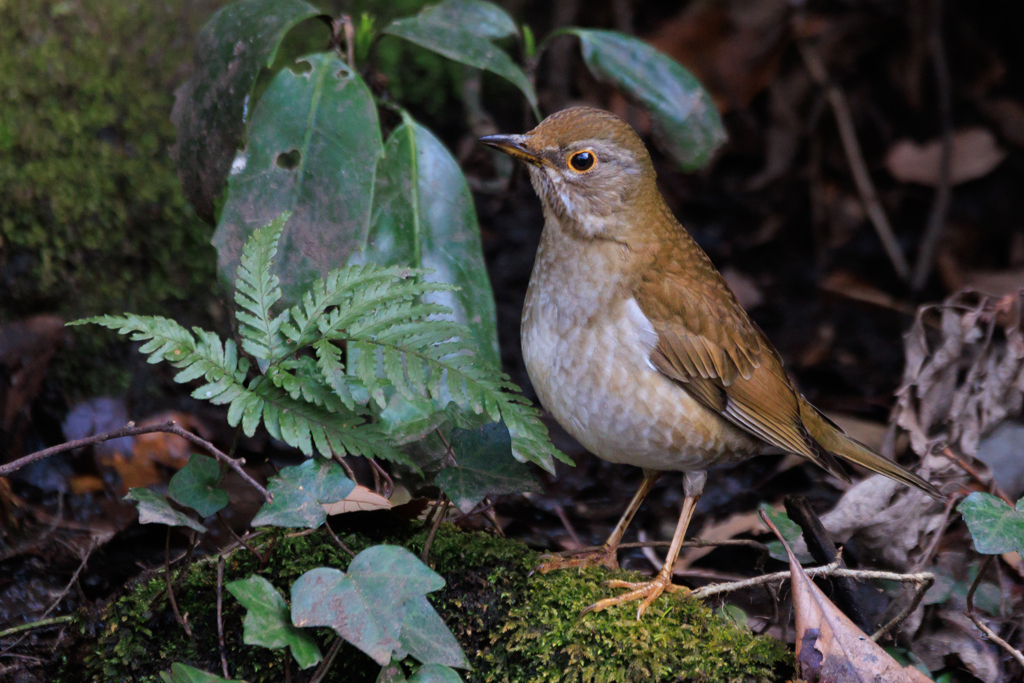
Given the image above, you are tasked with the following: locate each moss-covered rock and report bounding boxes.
[62,514,792,682]
[0,0,223,396]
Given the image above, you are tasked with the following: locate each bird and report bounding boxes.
[480,107,942,620]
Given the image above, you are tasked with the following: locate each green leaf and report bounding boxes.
[435,422,541,513]
[251,459,356,528]
[958,492,1024,555]
[170,0,324,222]
[409,664,463,683]
[355,116,500,368]
[398,595,469,668]
[225,574,322,669]
[160,662,247,683]
[415,0,518,39]
[377,661,407,683]
[168,454,229,518]
[561,29,726,170]
[757,504,811,564]
[383,3,537,116]
[213,52,383,305]
[124,488,206,534]
[291,546,445,665]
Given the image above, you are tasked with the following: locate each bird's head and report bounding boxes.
[481,107,657,238]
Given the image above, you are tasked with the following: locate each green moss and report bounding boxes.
[0,0,223,396]
[61,516,791,682]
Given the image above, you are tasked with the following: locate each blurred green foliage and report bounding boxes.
[0,0,223,394]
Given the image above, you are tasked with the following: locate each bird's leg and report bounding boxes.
[582,470,706,620]
[535,470,660,573]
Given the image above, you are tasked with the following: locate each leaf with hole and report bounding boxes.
[560,29,726,170]
[435,422,541,514]
[160,662,247,683]
[170,0,324,221]
[225,574,322,669]
[354,115,500,369]
[168,454,228,518]
[125,488,205,533]
[958,492,1024,555]
[251,459,355,528]
[291,546,445,665]
[383,2,536,115]
[213,52,383,305]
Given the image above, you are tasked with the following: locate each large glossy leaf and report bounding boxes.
[353,116,500,368]
[383,2,537,115]
[225,574,322,669]
[213,52,383,305]
[291,546,445,665]
[434,421,541,513]
[171,0,324,222]
[561,29,726,170]
[251,459,356,528]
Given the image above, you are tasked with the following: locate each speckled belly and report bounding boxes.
[522,291,760,473]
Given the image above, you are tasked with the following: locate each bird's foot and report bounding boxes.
[534,547,620,574]
[581,573,689,620]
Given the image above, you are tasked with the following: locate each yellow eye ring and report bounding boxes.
[567,150,597,173]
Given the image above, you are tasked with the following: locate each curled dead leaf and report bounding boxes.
[321,485,393,515]
[885,127,1006,186]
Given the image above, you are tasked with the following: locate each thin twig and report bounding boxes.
[217,557,229,679]
[332,453,356,481]
[967,556,1024,667]
[0,420,270,502]
[164,528,192,638]
[322,523,356,558]
[798,39,911,280]
[368,458,393,498]
[690,560,934,601]
[421,498,450,564]
[0,616,73,640]
[310,637,344,683]
[484,505,505,538]
[553,538,772,558]
[911,0,953,292]
[552,503,581,547]
[871,572,935,642]
[940,447,1015,505]
[915,491,961,572]
[217,512,264,563]
[0,539,95,656]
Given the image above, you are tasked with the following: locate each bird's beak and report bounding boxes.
[480,134,543,166]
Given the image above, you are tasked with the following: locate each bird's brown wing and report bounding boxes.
[633,251,849,480]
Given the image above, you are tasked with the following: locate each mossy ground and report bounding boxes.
[60,513,792,682]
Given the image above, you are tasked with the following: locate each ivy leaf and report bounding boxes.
[408,664,463,683]
[251,459,355,528]
[561,29,726,170]
[435,422,541,514]
[383,2,537,116]
[171,0,324,222]
[758,504,811,564]
[225,574,322,669]
[213,52,383,305]
[291,546,445,665]
[958,492,1024,555]
[168,454,228,518]
[125,488,206,534]
[377,661,407,683]
[397,595,469,668]
[160,662,247,683]
[355,115,500,369]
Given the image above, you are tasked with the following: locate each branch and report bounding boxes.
[553,538,771,558]
[871,572,934,642]
[798,39,911,281]
[0,420,270,503]
[967,556,1024,668]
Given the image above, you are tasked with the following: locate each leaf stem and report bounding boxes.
[966,556,1024,667]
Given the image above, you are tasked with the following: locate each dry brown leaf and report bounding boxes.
[0,315,65,431]
[321,485,393,515]
[132,411,211,469]
[885,127,1007,186]
[763,512,933,683]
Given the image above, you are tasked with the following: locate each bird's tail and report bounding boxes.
[798,397,943,499]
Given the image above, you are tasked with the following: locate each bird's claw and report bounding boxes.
[581,574,689,620]
[533,548,619,575]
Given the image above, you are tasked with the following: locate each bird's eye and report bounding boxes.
[567,150,597,173]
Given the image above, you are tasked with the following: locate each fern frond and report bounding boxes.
[234,213,292,363]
